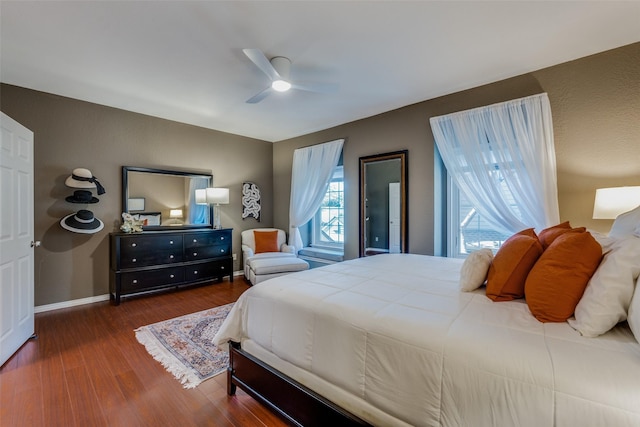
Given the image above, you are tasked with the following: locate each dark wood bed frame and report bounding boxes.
[227,341,372,426]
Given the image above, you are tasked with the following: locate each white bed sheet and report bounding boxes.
[214,254,640,426]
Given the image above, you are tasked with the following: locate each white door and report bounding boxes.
[0,112,35,366]
[389,182,400,253]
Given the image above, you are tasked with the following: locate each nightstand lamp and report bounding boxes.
[169,209,183,225]
[206,187,229,229]
[593,186,640,219]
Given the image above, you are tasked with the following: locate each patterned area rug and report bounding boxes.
[135,303,233,389]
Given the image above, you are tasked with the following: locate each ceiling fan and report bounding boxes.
[243,48,338,104]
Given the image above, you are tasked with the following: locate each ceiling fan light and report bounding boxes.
[272,79,291,92]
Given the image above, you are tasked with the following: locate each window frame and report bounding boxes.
[442,160,513,259]
[311,165,344,251]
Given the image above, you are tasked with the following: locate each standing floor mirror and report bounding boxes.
[359,150,408,257]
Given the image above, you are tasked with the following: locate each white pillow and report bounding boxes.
[587,229,616,254]
[609,205,640,239]
[459,249,493,292]
[628,275,640,344]
[568,235,640,337]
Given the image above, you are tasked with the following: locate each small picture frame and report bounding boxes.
[128,197,145,211]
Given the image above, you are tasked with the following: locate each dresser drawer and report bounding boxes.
[120,267,185,292]
[184,244,230,261]
[184,230,231,248]
[120,234,183,255]
[184,260,232,282]
[120,249,183,269]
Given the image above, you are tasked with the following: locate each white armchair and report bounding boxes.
[241,228,308,285]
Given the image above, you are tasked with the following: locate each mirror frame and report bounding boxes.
[122,166,213,230]
[359,150,408,257]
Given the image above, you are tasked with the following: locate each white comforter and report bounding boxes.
[213,254,640,426]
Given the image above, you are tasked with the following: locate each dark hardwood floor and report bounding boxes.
[0,277,288,427]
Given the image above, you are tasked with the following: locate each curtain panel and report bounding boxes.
[188,177,209,225]
[430,93,559,235]
[289,139,344,251]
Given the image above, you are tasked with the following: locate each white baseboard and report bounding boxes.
[35,270,245,313]
[35,294,111,313]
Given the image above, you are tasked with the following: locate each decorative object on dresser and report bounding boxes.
[120,212,144,233]
[242,182,261,221]
[109,228,233,305]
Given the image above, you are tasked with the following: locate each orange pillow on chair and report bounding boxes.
[254,230,279,254]
[486,228,543,302]
[525,230,602,323]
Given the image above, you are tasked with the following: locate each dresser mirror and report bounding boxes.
[122,166,213,230]
[359,150,408,256]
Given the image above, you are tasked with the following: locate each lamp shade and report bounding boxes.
[593,186,640,219]
[195,189,207,205]
[206,188,229,205]
[169,209,183,219]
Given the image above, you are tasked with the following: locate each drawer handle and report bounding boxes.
[170,274,175,279]
[169,240,174,244]
[169,255,174,259]
[193,239,197,243]
[131,243,137,247]
[221,266,225,270]
[193,270,198,274]
[193,252,198,256]
[132,279,138,284]
[221,236,225,240]
[220,249,225,253]
[132,258,137,263]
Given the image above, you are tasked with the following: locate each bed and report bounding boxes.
[213,211,640,426]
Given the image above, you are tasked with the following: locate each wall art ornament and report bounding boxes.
[242,182,261,221]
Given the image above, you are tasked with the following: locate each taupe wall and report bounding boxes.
[0,84,273,306]
[2,43,638,306]
[273,43,640,260]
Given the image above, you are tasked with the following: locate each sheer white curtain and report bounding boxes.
[430,93,559,234]
[188,177,209,225]
[289,138,344,251]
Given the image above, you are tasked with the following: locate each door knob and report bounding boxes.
[30,241,41,248]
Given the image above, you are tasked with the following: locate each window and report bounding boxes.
[312,166,344,249]
[448,177,512,258]
[432,94,559,259]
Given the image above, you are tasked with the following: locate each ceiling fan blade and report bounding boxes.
[246,87,273,104]
[243,48,281,81]
[291,82,339,94]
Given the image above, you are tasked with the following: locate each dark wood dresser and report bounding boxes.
[109,228,233,305]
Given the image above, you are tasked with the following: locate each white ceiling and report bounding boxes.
[1,1,639,142]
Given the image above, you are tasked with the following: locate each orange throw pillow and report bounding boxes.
[525,230,602,323]
[538,221,586,249]
[486,228,543,302]
[254,230,279,254]
[538,221,571,249]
